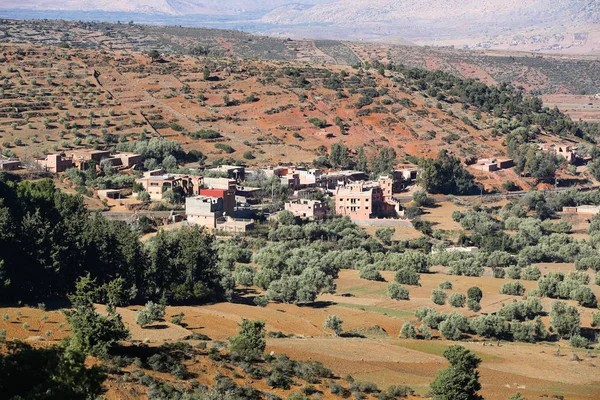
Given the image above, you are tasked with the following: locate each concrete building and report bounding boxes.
[285,199,329,220]
[135,173,202,201]
[562,205,600,215]
[539,143,576,164]
[186,195,253,232]
[0,159,20,171]
[319,170,367,189]
[472,158,514,172]
[37,154,74,173]
[199,188,235,217]
[335,179,402,221]
[203,177,237,191]
[206,165,245,181]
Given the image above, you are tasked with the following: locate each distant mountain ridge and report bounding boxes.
[1,0,599,53]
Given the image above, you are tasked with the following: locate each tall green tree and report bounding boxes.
[430,345,483,400]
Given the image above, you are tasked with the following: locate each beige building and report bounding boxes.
[37,154,74,173]
[539,143,576,164]
[186,195,253,232]
[285,199,329,220]
[136,172,202,201]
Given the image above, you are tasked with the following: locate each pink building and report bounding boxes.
[335,180,401,221]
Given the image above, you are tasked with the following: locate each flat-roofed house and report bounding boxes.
[285,199,329,220]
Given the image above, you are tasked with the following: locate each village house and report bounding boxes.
[562,205,600,215]
[135,172,202,201]
[206,165,245,181]
[0,159,20,171]
[203,176,237,191]
[539,143,576,164]
[186,195,253,233]
[319,170,367,189]
[472,158,514,172]
[285,199,329,220]
[37,154,74,173]
[335,180,400,221]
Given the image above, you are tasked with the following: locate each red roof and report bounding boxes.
[199,188,228,198]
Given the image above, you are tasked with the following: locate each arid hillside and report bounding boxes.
[1,42,596,193]
[2,19,600,97]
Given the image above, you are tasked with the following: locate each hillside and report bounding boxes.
[2,19,600,99]
[2,40,598,191]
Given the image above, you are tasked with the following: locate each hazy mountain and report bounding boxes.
[0,0,335,15]
[1,0,599,53]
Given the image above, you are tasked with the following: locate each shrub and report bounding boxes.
[235,265,255,287]
[229,319,266,360]
[593,312,600,328]
[569,334,588,348]
[394,268,420,286]
[493,268,506,278]
[469,315,505,338]
[467,286,483,302]
[359,265,383,281]
[431,289,447,305]
[522,265,541,281]
[419,325,432,340]
[400,322,417,339]
[439,280,453,290]
[467,299,481,312]
[136,301,166,328]
[214,143,235,153]
[449,293,466,308]
[439,313,469,340]
[500,282,525,296]
[324,315,343,336]
[510,317,548,343]
[550,301,580,339]
[243,151,255,160]
[170,312,184,326]
[506,266,521,279]
[254,296,269,307]
[388,283,409,300]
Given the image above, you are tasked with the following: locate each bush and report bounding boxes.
[214,143,235,153]
[439,313,469,340]
[449,293,466,308]
[136,301,166,328]
[431,289,447,305]
[467,299,481,312]
[510,317,548,343]
[170,312,184,326]
[254,296,269,307]
[324,315,343,336]
[569,334,588,348]
[593,312,600,327]
[229,319,266,360]
[388,283,409,300]
[400,322,417,339]
[359,265,383,281]
[521,265,541,281]
[235,265,255,287]
[419,324,432,340]
[493,268,506,278]
[506,266,521,279]
[439,280,453,290]
[500,282,525,296]
[394,268,420,286]
[550,301,580,339]
[467,286,483,302]
[469,315,505,338]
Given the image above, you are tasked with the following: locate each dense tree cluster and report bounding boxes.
[417,150,475,195]
[0,174,232,305]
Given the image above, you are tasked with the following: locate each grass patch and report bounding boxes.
[333,303,413,319]
[397,341,502,362]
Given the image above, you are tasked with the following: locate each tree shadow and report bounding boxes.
[299,301,335,309]
[144,324,169,330]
